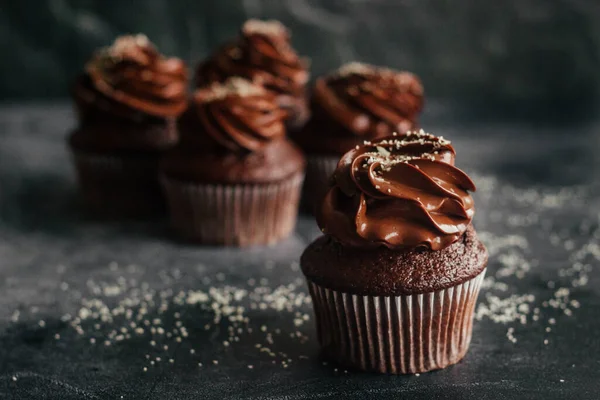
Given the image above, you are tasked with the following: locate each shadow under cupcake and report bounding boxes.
[160,77,305,247]
[300,131,488,374]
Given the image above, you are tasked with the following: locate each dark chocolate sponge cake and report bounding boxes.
[302,225,487,296]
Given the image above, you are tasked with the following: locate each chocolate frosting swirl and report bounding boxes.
[319,131,476,251]
[73,34,188,121]
[195,20,308,98]
[292,62,424,155]
[179,77,287,153]
[314,62,423,137]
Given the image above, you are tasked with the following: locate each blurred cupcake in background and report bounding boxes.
[292,62,424,212]
[69,34,188,217]
[196,19,309,131]
[160,77,305,246]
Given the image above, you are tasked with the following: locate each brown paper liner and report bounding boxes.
[301,154,339,214]
[307,269,486,374]
[71,150,164,217]
[160,173,304,246]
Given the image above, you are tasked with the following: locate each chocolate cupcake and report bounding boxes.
[160,77,305,246]
[301,131,487,374]
[195,19,309,131]
[69,34,188,217]
[293,62,424,212]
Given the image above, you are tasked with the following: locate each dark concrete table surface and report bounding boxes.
[1,104,599,399]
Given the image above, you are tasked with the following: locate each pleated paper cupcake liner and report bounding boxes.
[71,150,164,217]
[307,269,486,374]
[301,154,339,214]
[160,173,304,246]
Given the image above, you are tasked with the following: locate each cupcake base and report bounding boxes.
[160,173,304,246]
[307,270,486,374]
[71,150,164,218]
[301,154,339,214]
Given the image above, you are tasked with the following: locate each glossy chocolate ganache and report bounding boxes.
[318,130,475,251]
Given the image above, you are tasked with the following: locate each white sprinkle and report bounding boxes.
[242,19,287,36]
[10,310,20,323]
[200,78,266,102]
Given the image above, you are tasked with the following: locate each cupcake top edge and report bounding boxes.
[73,34,189,121]
[301,225,488,296]
[180,77,288,153]
[242,19,289,37]
[296,62,423,147]
[333,61,421,89]
[194,76,267,102]
[317,130,477,251]
[195,20,309,97]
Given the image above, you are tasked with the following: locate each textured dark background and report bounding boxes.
[1,106,600,399]
[2,2,600,398]
[1,0,599,119]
